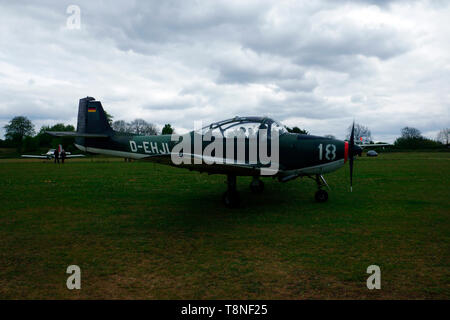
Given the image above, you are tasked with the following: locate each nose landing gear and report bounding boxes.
[314,174,329,203]
[315,189,328,202]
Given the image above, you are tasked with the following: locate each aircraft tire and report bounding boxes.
[250,179,264,194]
[315,190,328,203]
[223,191,240,208]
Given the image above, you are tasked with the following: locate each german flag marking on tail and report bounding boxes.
[88,107,96,112]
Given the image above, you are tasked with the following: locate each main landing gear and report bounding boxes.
[222,174,240,208]
[222,175,265,207]
[250,177,264,194]
[222,174,329,207]
[314,174,329,203]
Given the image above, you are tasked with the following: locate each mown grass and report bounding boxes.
[0,152,449,299]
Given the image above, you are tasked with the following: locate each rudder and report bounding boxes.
[77,97,113,135]
[45,97,112,145]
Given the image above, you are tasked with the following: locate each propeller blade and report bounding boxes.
[349,122,355,192]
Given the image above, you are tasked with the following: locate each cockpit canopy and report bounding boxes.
[199,116,286,138]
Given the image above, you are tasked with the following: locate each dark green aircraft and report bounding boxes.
[48,97,362,207]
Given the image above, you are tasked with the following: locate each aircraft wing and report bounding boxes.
[143,153,272,176]
[21,155,49,159]
[65,154,85,158]
[360,143,392,148]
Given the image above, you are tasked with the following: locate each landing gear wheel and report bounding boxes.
[250,179,264,194]
[222,191,240,208]
[315,190,328,203]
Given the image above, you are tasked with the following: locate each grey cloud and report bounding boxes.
[0,0,448,143]
[351,94,367,103]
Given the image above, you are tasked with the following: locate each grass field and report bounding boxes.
[0,152,449,299]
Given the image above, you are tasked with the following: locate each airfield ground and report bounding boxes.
[0,152,448,299]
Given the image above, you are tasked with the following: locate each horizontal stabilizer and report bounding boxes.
[45,131,109,138]
[66,154,86,158]
[21,155,48,159]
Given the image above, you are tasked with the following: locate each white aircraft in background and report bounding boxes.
[21,144,85,160]
[356,137,392,147]
[353,137,392,156]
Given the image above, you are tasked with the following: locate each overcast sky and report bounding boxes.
[0,0,449,142]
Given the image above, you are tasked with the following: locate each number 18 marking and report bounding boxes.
[318,144,336,160]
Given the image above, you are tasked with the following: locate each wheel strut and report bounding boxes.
[250,176,264,194]
[223,174,240,208]
[314,174,329,202]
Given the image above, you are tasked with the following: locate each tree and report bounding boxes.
[39,123,75,134]
[162,124,174,135]
[285,126,308,134]
[112,120,128,132]
[324,134,336,139]
[22,136,39,152]
[104,110,114,126]
[394,136,441,149]
[4,116,35,142]
[401,127,422,139]
[346,123,372,142]
[37,123,76,151]
[437,128,449,145]
[128,119,158,135]
[394,126,442,149]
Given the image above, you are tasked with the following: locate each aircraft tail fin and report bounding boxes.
[76,96,113,136]
[46,97,113,138]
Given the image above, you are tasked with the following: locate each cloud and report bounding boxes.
[0,0,449,142]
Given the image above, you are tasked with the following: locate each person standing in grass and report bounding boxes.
[61,149,66,164]
[54,148,59,164]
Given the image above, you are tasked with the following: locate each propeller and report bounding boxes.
[349,122,355,192]
[349,121,362,192]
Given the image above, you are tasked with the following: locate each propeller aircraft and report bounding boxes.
[354,137,391,155]
[48,97,362,207]
[21,144,85,160]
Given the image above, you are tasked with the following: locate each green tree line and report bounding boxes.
[1,116,447,153]
[1,116,178,153]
